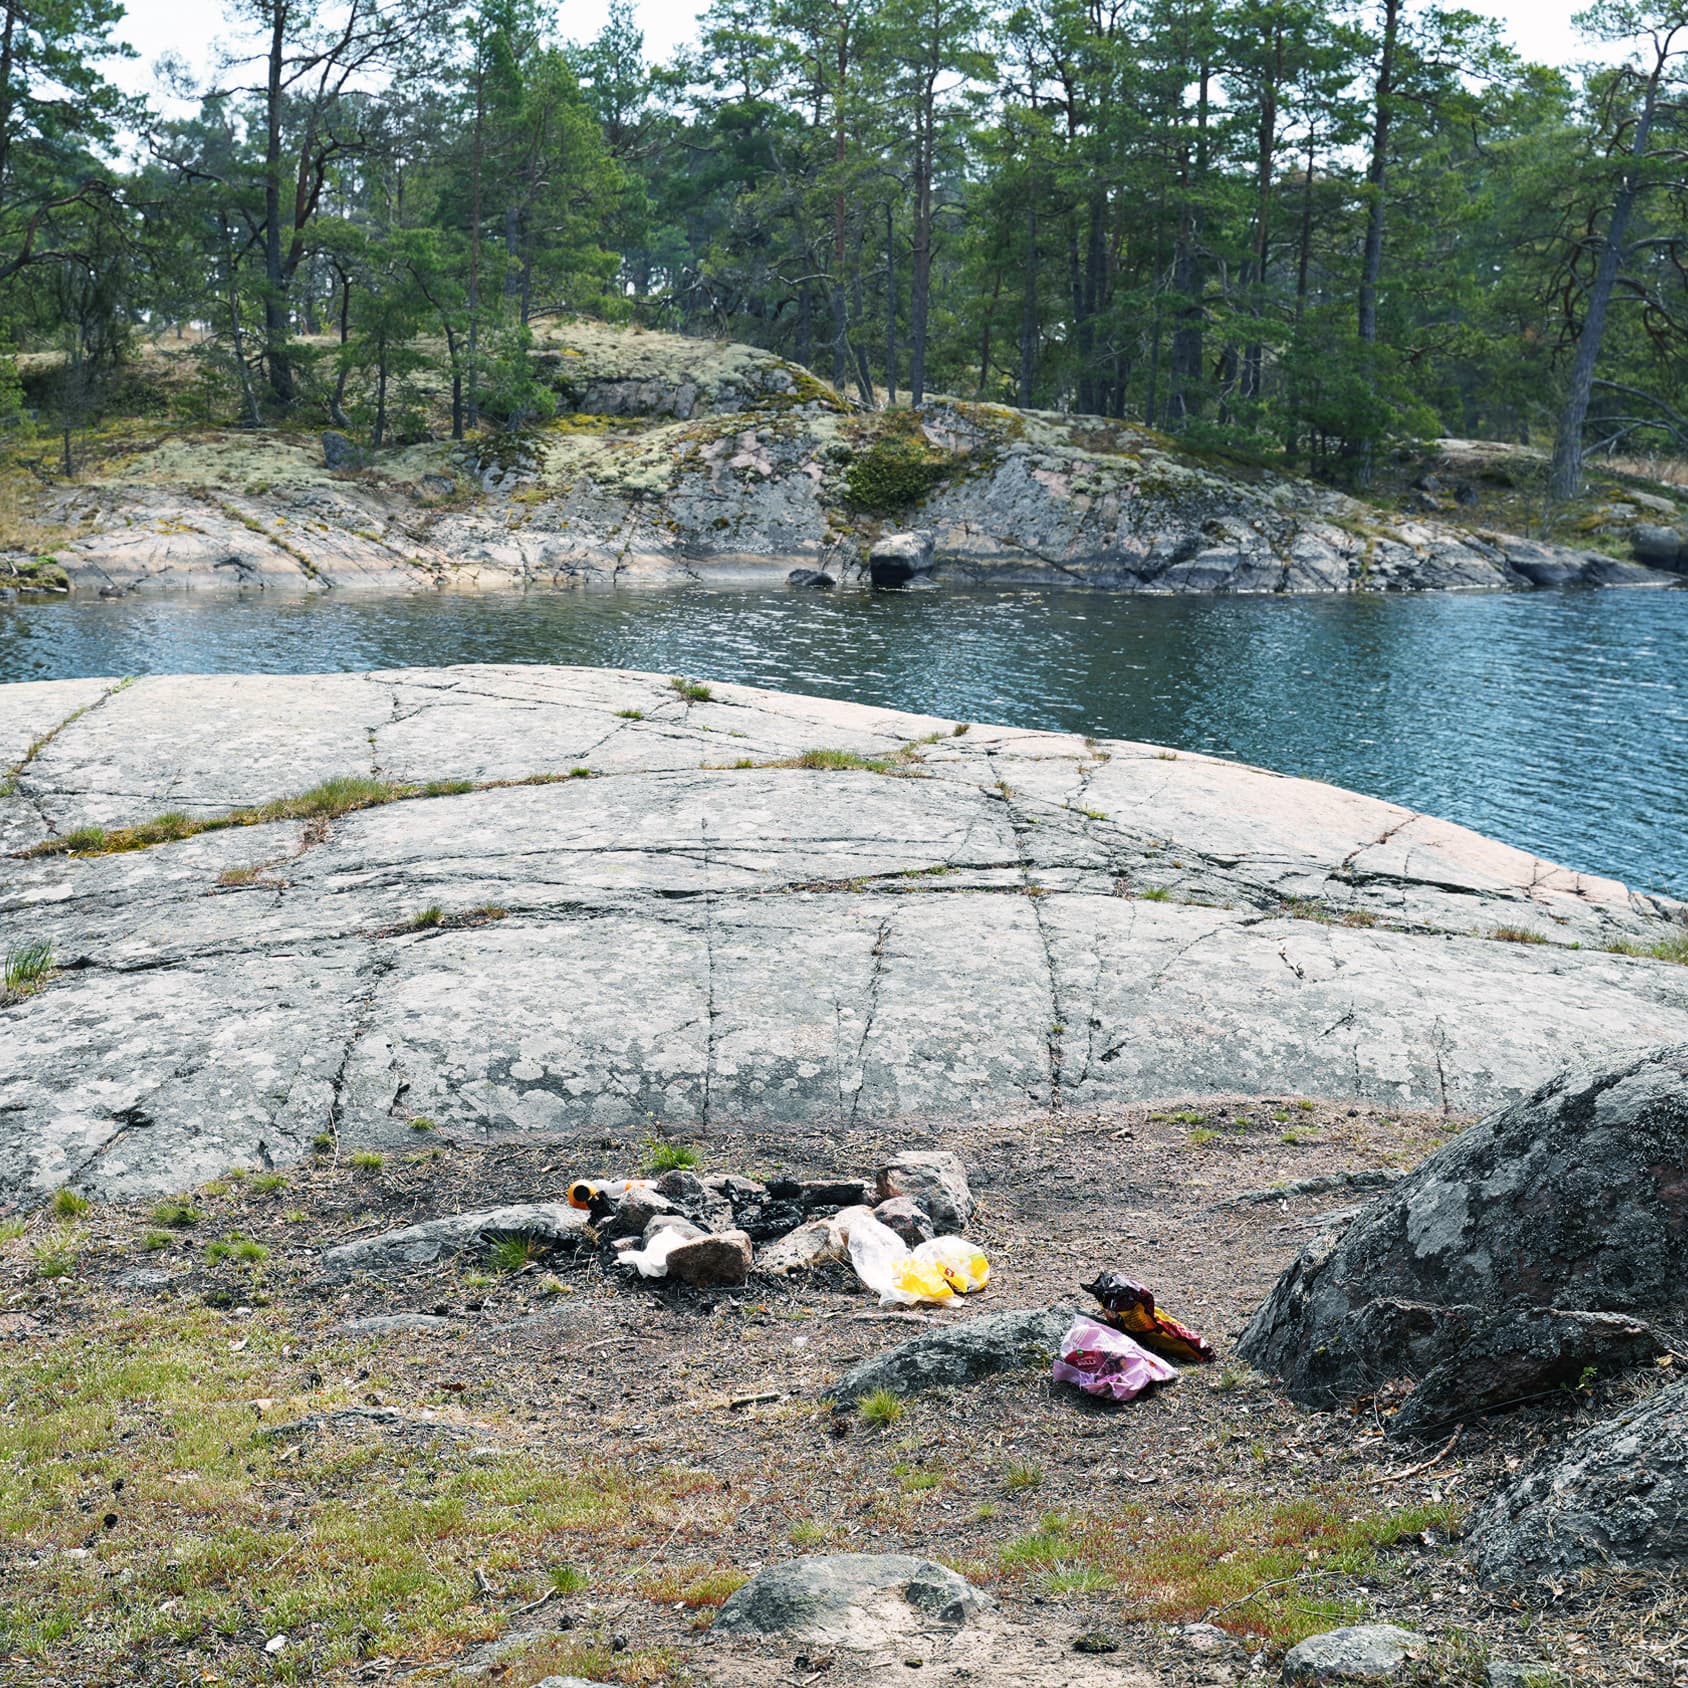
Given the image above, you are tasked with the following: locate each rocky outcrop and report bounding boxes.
[713,1554,990,1645]
[13,324,1685,598]
[3,667,1688,1204]
[830,1306,1079,1404]
[320,1202,588,1277]
[1236,1046,1688,1434]
[1465,1377,1688,1581]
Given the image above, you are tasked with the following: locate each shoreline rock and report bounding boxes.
[3,666,1687,1205]
[10,326,1683,598]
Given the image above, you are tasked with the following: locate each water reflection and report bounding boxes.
[2,585,1684,894]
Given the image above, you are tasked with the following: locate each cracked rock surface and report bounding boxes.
[3,663,1688,1205]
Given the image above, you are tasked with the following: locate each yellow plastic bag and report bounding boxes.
[845,1215,992,1307]
[915,1235,990,1295]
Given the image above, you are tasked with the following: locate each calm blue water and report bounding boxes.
[3,585,1684,895]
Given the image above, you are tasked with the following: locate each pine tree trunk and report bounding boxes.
[1550,65,1663,500]
[1357,0,1399,349]
[261,4,293,411]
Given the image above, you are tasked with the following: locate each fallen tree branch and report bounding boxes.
[1377,1423,1463,1484]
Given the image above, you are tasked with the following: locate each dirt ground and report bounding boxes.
[2,1096,1683,1688]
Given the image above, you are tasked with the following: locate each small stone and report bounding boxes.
[787,568,835,589]
[1179,1622,1243,1656]
[756,1217,846,1277]
[1073,1631,1118,1655]
[664,1229,753,1287]
[1281,1624,1429,1683]
[737,1197,805,1242]
[320,1204,588,1277]
[643,1213,706,1244]
[342,1313,454,1334]
[831,1305,1077,1403]
[114,1267,176,1291]
[873,1196,936,1248]
[654,1169,733,1229]
[600,1187,679,1241]
[874,1151,974,1234]
[705,1174,767,1208]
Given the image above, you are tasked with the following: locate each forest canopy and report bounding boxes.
[6,0,1688,493]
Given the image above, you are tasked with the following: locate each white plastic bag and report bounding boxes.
[840,1210,991,1308]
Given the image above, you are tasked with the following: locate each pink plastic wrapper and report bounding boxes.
[1051,1315,1180,1402]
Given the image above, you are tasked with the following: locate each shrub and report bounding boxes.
[843,415,954,511]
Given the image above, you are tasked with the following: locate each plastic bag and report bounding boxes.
[843,1212,991,1307]
[914,1235,990,1296]
[1052,1315,1180,1402]
[617,1223,692,1279]
[1081,1272,1215,1363]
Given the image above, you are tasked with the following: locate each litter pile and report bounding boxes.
[567,1149,992,1305]
[1052,1273,1215,1404]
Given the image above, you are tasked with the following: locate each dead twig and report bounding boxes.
[1200,1570,1307,1623]
[1376,1423,1463,1484]
[510,1584,557,1616]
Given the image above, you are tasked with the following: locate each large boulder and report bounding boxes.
[868,530,936,586]
[712,1554,989,1646]
[1465,1377,1688,1581]
[831,1305,1076,1404]
[1236,1045,1688,1435]
[1629,523,1685,570]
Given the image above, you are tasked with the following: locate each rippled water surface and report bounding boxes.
[3,585,1685,894]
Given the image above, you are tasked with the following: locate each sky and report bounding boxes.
[107,0,1604,100]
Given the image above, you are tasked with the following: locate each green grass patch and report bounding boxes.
[842,412,956,511]
[670,677,712,703]
[4,938,55,998]
[856,1388,904,1427]
[996,1490,1459,1642]
[641,1138,700,1174]
[488,1235,547,1273]
[791,747,895,773]
[635,1561,748,1608]
[149,1200,202,1229]
[348,1151,385,1171]
[0,1304,676,1681]
[1489,925,1548,945]
[204,1234,268,1266]
[1607,927,1688,965]
[50,1188,90,1219]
